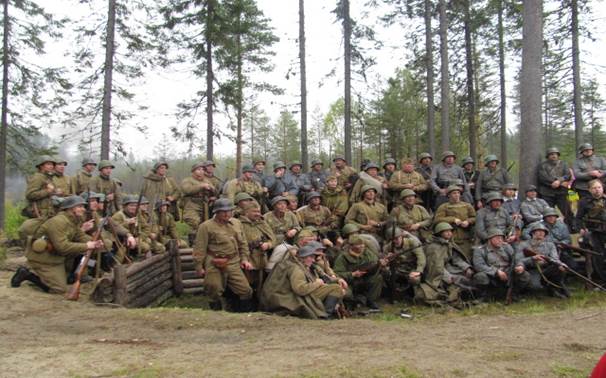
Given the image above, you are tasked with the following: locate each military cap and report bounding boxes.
[296,228,317,241]
[153,161,169,171]
[578,143,593,153]
[242,201,261,211]
[202,160,216,167]
[242,164,256,173]
[212,198,234,213]
[486,228,505,239]
[525,185,538,193]
[446,185,462,195]
[364,162,380,171]
[400,189,416,198]
[81,158,97,167]
[342,223,360,236]
[306,240,326,252]
[60,195,86,210]
[273,161,287,171]
[385,226,405,240]
[36,155,56,168]
[484,154,499,164]
[418,152,433,162]
[485,192,504,203]
[310,159,323,167]
[332,155,347,163]
[461,156,474,166]
[289,161,303,170]
[270,195,288,207]
[140,196,150,205]
[501,183,517,190]
[191,162,206,172]
[155,199,171,210]
[543,207,559,218]
[361,184,377,195]
[441,151,456,161]
[253,158,266,165]
[400,157,414,165]
[348,234,365,245]
[122,195,139,205]
[306,191,321,201]
[234,192,254,204]
[383,158,396,167]
[297,244,318,258]
[545,147,560,157]
[434,222,454,235]
[81,191,102,202]
[98,160,115,170]
[54,157,68,166]
[529,222,549,235]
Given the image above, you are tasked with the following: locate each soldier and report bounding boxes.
[573,143,606,200]
[475,154,511,208]
[233,192,256,218]
[260,243,346,319]
[308,159,328,191]
[193,198,254,311]
[416,152,435,211]
[288,161,312,204]
[382,158,397,181]
[296,192,339,238]
[472,228,530,300]
[89,160,122,215]
[225,164,266,206]
[266,228,316,273]
[181,162,217,244]
[330,155,357,193]
[320,175,349,222]
[538,147,574,229]
[142,161,181,221]
[139,196,166,255]
[431,151,466,209]
[112,195,153,259]
[153,200,188,249]
[434,185,476,260]
[461,157,479,201]
[349,162,387,204]
[390,189,432,242]
[200,160,223,193]
[515,223,569,298]
[388,158,429,207]
[575,179,606,280]
[264,196,301,246]
[475,193,515,244]
[239,202,276,294]
[264,161,298,200]
[252,158,266,184]
[520,185,550,225]
[12,195,104,294]
[286,194,299,212]
[72,158,97,195]
[334,235,384,310]
[24,156,57,219]
[501,183,521,218]
[339,223,380,256]
[52,157,72,197]
[345,185,388,241]
[381,227,425,301]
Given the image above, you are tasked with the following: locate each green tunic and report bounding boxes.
[25,172,56,218]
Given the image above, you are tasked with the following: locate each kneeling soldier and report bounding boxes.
[382,227,425,301]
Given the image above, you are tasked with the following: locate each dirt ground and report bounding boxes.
[1,253,605,377]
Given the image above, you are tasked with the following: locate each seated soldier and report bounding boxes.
[382,226,425,301]
[434,185,476,260]
[473,228,531,301]
[515,222,569,298]
[345,185,388,242]
[233,192,256,218]
[520,185,550,225]
[266,228,317,273]
[390,189,432,242]
[320,175,349,223]
[12,195,104,294]
[334,235,384,311]
[264,196,301,246]
[296,192,339,241]
[260,243,345,319]
[154,200,188,249]
[140,197,166,255]
[337,223,380,259]
[112,195,153,260]
[475,193,516,244]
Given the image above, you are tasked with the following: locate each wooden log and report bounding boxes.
[179,248,193,256]
[182,279,205,288]
[183,287,205,295]
[148,290,173,307]
[125,253,170,278]
[113,264,128,306]
[170,240,184,296]
[126,259,172,289]
[182,271,199,280]
[91,276,114,304]
[181,262,196,271]
[180,255,194,263]
[127,265,171,294]
[128,270,173,299]
[127,254,171,283]
[127,279,172,308]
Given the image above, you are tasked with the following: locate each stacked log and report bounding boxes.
[178,248,205,295]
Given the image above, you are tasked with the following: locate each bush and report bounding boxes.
[4,201,26,240]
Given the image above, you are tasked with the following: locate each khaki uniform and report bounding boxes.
[224,178,265,204]
[25,211,91,293]
[239,215,276,273]
[180,176,215,230]
[321,186,349,220]
[71,170,94,195]
[382,236,425,295]
[334,247,383,302]
[388,170,428,197]
[112,210,152,256]
[142,171,181,217]
[329,165,357,192]
[52,173,72,197]
[90,174,122,214]
[434,201,476,259]
[153,211,188,248]
[296,205,339,235]
[345,201,388,239]
[25,172,56,218]
[263,210,301,245]
[390,204,432,241]
[349,174,386,204]
[193,218,253,301]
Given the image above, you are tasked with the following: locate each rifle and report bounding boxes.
[505,258,516,305]
[506,162,515,172]
[555,242,601,257]
[523,248,606,291]
[358,243,427,275]
[66,216,110,301]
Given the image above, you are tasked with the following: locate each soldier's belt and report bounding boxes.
[187,196,209,204]
[207,250,237,259]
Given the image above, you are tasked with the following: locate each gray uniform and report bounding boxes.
[475,168,511,202]
[264,175,298,198]
[573,155,606,192]
[473,243,530,289]
[308,170,328,191]
[520,198,550,224]
[521,220,571,244]
[475,207,513,242]
[431,163,466,192]
[516,239,564,290]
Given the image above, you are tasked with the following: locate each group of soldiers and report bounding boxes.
[9,143,606,319]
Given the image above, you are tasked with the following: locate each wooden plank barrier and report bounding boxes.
[178,248,205,295]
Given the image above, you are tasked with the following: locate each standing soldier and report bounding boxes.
[573,143,606,200]
[388,158,429,207]
[202,160,223,193]
[345,185,389,242]
[538,147,574,230]
[252,158,266,185]
[308,159,328,192]
[180,162,217,245]
[576,179,606,280]
[24,156,57,219]
[431,151,466,210]
[72,158,97,195]
[416,152,435,211]
[224,164,266,205]
[330,155,357,193]
[264,196,301,245]
[89,160,122,215]
[349,162,387,204]
[142,161,181,221]
[461,157,479,202]
[475,155,511,208]
[434,185,476,260]
[264,162,298,200]
[382,158,397,181]
[296,192,339,238]
[52,157,72,197]
[475,193,515,244]
[288,161,312,205]
[193,198,254,311]
[390,189,432,242]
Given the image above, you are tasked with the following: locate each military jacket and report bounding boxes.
[516,239,561,269]
[263,210,301,245]
[25,172,56,218]
[288,172,312,193]
[472,243,519,277]
[112,209,151,240]
[434,201,476,242]
[538,159,572,196]
[71,170,94,195]
[329,165,357,191]
[193,218,250,271]
[390,204,432,233]
[52,173,72,197]
[153,212,179,244]
[575,195,606,231]
[264,175,299,199]
[431,163,466,192]
[520,198,550,224]
[416,165,433,181]
[142,171,181,204]
[321,186,349,218]
[349,173,386,204]
[239,215,276,269]
[333,247,378,283]
[205,175,223,193]
[475,168,511,201]
[388,170,428,193]
[503,197,521,216]
[309,170,328,191]
[296,205,338,234]
[224,177,265,203]
[180,176,215,210]
[382,236,425,274]
[475,207,513,241]
[573,155,606,191]
[521,220,571,244]
[345,201,388,230]
[90,174,122,212]
[423,236,470,287]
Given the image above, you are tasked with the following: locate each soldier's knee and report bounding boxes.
[473,272,490,286]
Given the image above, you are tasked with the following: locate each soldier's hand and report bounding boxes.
[580,228,588,236]
[551,180,561,188]
[409,223,420,231]
[460,220,469,228]
[86,240,103,250]
[260,242,271,251]
[196,267,205,277]
[409,271,421,280]
[126,235,137,249]
[55,188,64,195]
[382,182,389,189]
[532,255,546,264]
[241,261,253,270]
[335,236,344,247]
[497,269,508,282]
[559,265,567,272]
[322,238,333,247]
[126,217,137,225]
[379,258,389,267]
[315,278,325,286]
[352,270,366,278]
[337,278,348,290]
[46,183,55,193]
[106,193,114,201]
[590,170,602,178]
[81,219,95,232]
[286,229,298,238]
[476,201,483,209]
[262,187,268,193]
[506,235,517,243]
[166,196,174,202]
[465,268,474,278]
[454,218,462,225]
[514,265,525,274]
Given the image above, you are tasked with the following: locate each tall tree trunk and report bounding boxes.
[249,106,254,161]
[100,0,116,160]
[438,0,450,151]
[424,0,435,156]
[299,0,308,171]
[571,0,583,146]
[343,0,352,163]
[235,29,243,175]
[0,0,9,231]
[205,0,214,161]
[464,0,476,161]
[497,0,507,164]
[519,0,543,193]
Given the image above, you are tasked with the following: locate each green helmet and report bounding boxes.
[485,192,504,203]
[242,164,256,173]
[543,207,559,218]
[98,160,115,170]
[306,191,321,201]
[486,228,505,239]
[383,158,396,167]
[81,191,102,202]
[545,147,560,157]
[122,195,139,205]
[364,162,380,171]
[441,151,456,161]
[418,152,433,162]
[81,158,97,167]
[191,162,206,172]
[60,195,86,210]
[484,154,499,164]
[332,155,346,162]
[501,183,517,191]
[270,195,288,207]
[54,157,68,165]
[153,161,169,172]
[140,196,150,205]
[385,226,405,240]
[342,223,360,236]
[253,158,266,165]
[446,185,462,195]
[289,161,303,170]
[36,155,56,168]
[273,161,287,171]
[361,184,377,195]
[155,199,171,210]
[310,159,323,167]
[212,198,234,213]
[234,192,254,204]
[525,185,538,193]
[578,143,593,153]
[434,222,453,235]
[461,156,474,166]
[529,222,549,235]
[400,189,416,198]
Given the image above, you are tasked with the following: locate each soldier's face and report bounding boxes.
[205,165,215,174]
[288,200,298,210]
[160,205,168,213]
[334,159,345,168]
[420,158,432,166]
[545,215,557,225]
[312,164,322,172]
[488,235,504,248]
[215,210,232,222]
[243,172,254,180]
[489,200,502,209]
[83,164,96,173]
[385,164,395,172]
[363,190,376,201]
[583,149,594,157]
[301,255,315,267]
[89,199,99,211]
[40,162,55,173]
[310,197,321,206]
[531,230,546,240]
[254,162,264,171]
[448,191,461,202]
[157,165,168,176]
[327,179,337,189]
[55,163,66,174]
[487,161,497,169]
[402,163,414,173]
[366,168,378,177]
[291,165,301,174]
[193,167,205,177]
[273,201,287,212]
[503,189,515,197]
[246,207,261,220]
[589,182,604,197]
[350,242,365,254]
[463,163,474,171]
[125,203,137,215]
[444,156,455,165]
[526,190,537,199]
[403,195,416,206]
[548,153,559,161]
[100,167,112,176]
[141,204,149,212]
[72,204,86,218]
[274,168,285,177]
[440,230,453,240]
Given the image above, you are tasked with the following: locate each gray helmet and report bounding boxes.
[253,158,266,165]
[361,184,377,195]
[461,156,474,166]
[529,222,549,235]
[153,161,169,172]
[155,199,171,210]
[342,223,360,236]
[36,155,56,168]
[525,185,538,193]
[332,155,346,163]
[306,191,321,201]
[297,244,318,258]
[364,162,380,171]
[122,195,139,205]
[289,161,303,170]
[441,151,456,161]
[400,189,416,198]
[434,222,454,235]
[383,158,397,167]
[310,159,323,167]
[485,192,504,203]
[501,183,517,191]
[213,198,234,213]
[484,154,499,164]
[140,196,150,205]
[543,207,559,218]
[191,162,206,172]
[81,191,102,202]
[578,143,593,153]
[486,228,505,239]
[81,158,97,167]
[60,195,86,210]
[202,160,216,168]
[98,160,115,170]
[242,164,256,173]
[306,240,326,252]
[418,152,433,162]
[385,226,405,240]
[270,196,288,207]
[234,192,254,204]
[54,157,68,166]
[273,161,287,171]
[545,147,560,158]
[446,185,462,195]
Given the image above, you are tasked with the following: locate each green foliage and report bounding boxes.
[3,201,26,240]
[271,110,301,163]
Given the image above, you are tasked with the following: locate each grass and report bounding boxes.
[3,201,26,240]
[551,364,590,378]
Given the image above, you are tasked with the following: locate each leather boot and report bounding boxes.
[323,296,340,319]
[11,267,30,288]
